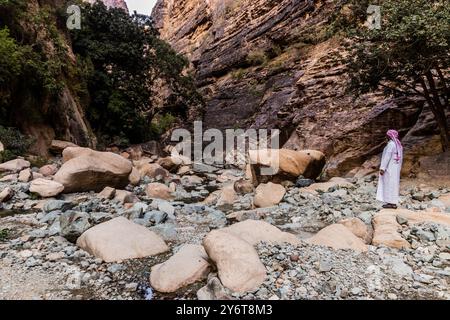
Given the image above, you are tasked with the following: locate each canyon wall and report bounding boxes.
[152,0,448,177]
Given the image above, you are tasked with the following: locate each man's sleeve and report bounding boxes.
[380,142,394,171]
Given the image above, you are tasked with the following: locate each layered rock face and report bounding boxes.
[152,0,447,177]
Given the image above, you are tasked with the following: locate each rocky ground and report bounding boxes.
[0,145,449,300]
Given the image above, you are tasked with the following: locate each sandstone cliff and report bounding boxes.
[152,0,448,177]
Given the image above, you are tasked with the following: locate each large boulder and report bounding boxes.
[254,182,285,208]
[30,179,64,197]
[203,230,266,293]
[0,159,30,173]
[76,217,169,262]
[307,224,368,252]
[150,244,211,293]
[54,147,132,193]
[248,149,325,184]
[146,183,174,200]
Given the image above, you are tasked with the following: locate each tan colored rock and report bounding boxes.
[30,178,64,198]
[137,163,169,180]
[76,217,169,263]
[234,179,254,195]
[39,164,58,177]
[54,147,132,193]
[216,184,237,211]
[0,174,17,182]
[98,187,116,200]
[203,230,266,293]
[150,244,211,293]
[301,177,353,195]
[0,187,14,202]
[50,140,78,154]
[157,156,180,172]
[128,167,141,186]
[177,165,191,175]
[120,152,130,159]
[221,220,300,246]
[248,149,325,184]
[146,183,174,200]
[32,172,44,180]
[372,209,450,249]
[18,169,32,182]
[0,159,30,173]
[308,224,368,252]
[114,190,138,204]
[338,218,373,244]
[372,212,410,249]
[254,182,285,208]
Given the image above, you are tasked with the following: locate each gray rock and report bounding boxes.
[157,201,175,217]
[48,220,61,236]
[295,177,314,188]
[59,211,91,243]
[193,163,219,174]
[319,259,333,272]
[28,229,47,240]
[90,212,112,224]
[43,200,74,213]
[107,264,125,274]
[40,211,61,224]
[144,210,168,224]
[149,223,177,241]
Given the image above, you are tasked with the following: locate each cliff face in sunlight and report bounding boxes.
[152,0,446,177]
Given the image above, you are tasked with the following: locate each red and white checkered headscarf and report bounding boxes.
[387,129,403,163]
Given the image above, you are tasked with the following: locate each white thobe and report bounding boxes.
[376,140,402,205]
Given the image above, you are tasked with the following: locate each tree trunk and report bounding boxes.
[420,76,450,151]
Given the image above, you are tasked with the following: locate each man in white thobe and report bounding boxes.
[376,129,403,209]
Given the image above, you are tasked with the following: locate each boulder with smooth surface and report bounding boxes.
[54,147,132,193]
[0,159,30,173]
[76,217,169,262]
[254,182,285,208]
[203,230,266,293]
[150,244,211,293]
[30,179,64,197]
[308,224,368,252]
[248,148,325,184]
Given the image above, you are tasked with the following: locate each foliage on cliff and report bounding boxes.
[70,2,201,145]
[344,0,450,150]
[0,0,201,151]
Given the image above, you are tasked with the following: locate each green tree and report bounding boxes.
[346,0,450,150]
[71,2,201,145]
